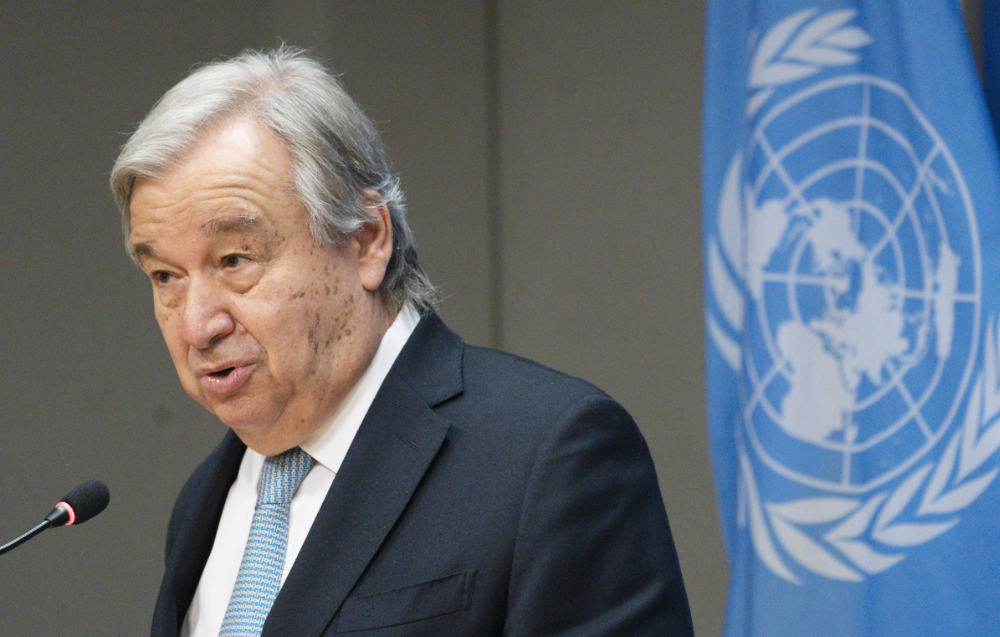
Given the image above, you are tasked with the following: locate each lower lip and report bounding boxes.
[200,364,256,395]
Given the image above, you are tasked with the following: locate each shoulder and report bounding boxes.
[454,342,640,444]
[399,312,622,418]
[400,312,638,444]
[463,343,609,405]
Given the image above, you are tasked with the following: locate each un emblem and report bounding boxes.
[741,73,980,493]
[708,8,1000,583]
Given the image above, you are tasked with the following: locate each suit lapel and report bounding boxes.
[153,431,244,636]
[263,313,463,636]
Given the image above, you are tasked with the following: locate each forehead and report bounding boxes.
[128,117,305,249]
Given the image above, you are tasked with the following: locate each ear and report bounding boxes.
[352,188,394,292]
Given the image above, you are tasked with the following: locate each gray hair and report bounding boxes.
[110,45,437,312]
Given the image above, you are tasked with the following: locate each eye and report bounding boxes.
[216,251,262,293]
[221,254,247,268]
[150,270,174,285]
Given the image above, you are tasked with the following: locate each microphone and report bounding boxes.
[43,480,111,527]
[0,480,110,556]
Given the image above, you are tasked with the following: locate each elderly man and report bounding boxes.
[111,47,692,636]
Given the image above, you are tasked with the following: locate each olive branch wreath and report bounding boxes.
[747,8,872,116]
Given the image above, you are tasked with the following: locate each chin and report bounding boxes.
[222,417,288,455]
[213,402,279,434]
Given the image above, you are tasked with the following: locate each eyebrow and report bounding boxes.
[132,242,155,259]
[199,214,262,236]
[131,215,264,260]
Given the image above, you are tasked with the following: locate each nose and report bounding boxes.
[180,276,236,349]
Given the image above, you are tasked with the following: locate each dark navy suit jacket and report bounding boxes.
[151,314,693,635]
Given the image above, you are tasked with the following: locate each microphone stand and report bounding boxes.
[0,520,53,556]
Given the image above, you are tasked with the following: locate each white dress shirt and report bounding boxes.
[181,305,420,637]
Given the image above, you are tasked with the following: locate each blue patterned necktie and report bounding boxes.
[219,447,315,636]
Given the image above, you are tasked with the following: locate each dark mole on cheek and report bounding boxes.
[308,311,323,356]
[334,312,347,342]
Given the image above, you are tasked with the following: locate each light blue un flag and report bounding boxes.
[703,2,1000,635]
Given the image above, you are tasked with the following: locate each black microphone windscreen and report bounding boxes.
[59,480,110,525]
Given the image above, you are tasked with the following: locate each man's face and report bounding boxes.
[129,117,392,455]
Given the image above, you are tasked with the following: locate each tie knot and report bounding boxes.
[257,447,315,505]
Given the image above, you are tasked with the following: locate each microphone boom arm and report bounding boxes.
[0,519,54,556]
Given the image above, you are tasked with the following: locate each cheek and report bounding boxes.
[281,278,353,360]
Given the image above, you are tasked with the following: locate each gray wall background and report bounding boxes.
[0,2,721,634]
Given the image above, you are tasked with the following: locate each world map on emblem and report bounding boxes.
[737,75,981,493]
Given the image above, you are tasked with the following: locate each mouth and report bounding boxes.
[199,362,255,395]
